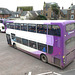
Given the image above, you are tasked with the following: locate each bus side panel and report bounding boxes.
[11,41,47,59]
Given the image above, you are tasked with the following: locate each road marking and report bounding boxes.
[28,72,32,75]
[53,72,61,75]
[36,71,52,75]
[36,71,61,75]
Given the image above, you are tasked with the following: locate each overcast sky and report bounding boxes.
[0,0,75,11]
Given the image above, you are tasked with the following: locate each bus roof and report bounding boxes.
[6,20,75,25]
[13,20,75,25]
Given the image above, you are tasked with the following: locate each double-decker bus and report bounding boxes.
[6,20,75,69]
[0,19,8,32]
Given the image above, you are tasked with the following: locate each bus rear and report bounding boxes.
[63,21,75,67]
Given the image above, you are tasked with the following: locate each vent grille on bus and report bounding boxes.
[54,57,60,66]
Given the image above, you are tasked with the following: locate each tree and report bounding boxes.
[51,4,59,20]
[29,15,47,20]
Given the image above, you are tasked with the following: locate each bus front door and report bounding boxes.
[6,34,11,45]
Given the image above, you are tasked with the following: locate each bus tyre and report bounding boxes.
[41,54,48,63]
[13,43,17,49]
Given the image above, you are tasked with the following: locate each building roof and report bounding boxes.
[36,10,43,15]
[70,5,75,9]
[21,11,38,17]
[21,11,27,16]
[0,8,11,14]
[44,2,60,8]
[61,9,67,15]
[8,11,20,18]
[36,10,41,15]
[30,11,38,17]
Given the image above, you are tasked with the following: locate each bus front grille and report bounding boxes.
[54,57,60,66]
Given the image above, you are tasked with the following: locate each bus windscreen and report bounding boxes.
[66,23,75,32]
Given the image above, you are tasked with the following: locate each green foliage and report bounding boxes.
[51,4,59,20]
[30,15,47,20]
[37,15,47,20]
[51,4,59,15]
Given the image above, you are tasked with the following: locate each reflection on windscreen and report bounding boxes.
[66,23,75,32]
[65,37,75,51]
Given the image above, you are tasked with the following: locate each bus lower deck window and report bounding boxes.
[22,38,28,46]
[29,40,37,49]
[48,46,53,54]
[38,43,47,52]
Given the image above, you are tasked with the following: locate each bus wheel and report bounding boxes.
[41,54,48,63]
[13,43,17,49]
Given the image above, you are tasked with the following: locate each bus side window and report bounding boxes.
[16,37,22,43]
[48,25,53,35]
[21,23,27,31]
[10,23,14,29]
[29,40,37,49]
[48,45,53,54]
[54,26,61,36]
[48,25,61,36]
[43,25,47,34]
[11,33,15,41]
[15,23,20,30]
[6,23,10,28]
[38,43,47,53]
[28,24,36,32]
[22,38,28,46]
[37,24,47,34]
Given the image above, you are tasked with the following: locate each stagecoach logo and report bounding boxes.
[68,31,74,35]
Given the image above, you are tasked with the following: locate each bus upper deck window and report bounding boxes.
[15,23,20,30]
[37,24,47,34]
[10,23,14,29]
[48,25,61,36]
[21,23,27,31]
[28,24,36,32]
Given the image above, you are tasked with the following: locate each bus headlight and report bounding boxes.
[63,56,65,58]
[63,56,65,63]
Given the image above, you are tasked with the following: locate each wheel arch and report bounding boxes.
[40,53,47,59]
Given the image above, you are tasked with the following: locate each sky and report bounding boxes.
[0,0,75,11]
